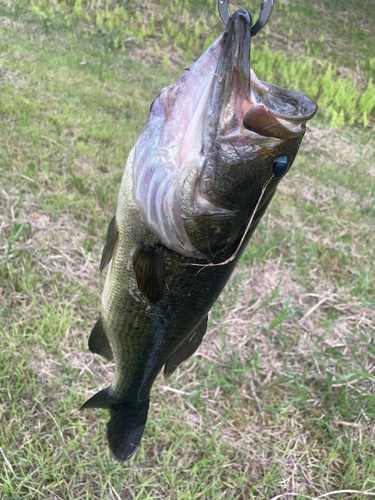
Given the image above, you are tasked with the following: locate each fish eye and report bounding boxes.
[272,156,289,178]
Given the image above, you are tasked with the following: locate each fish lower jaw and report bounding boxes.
[234,97,306,139]
[244,69,316,136]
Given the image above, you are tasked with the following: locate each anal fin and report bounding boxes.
[164,315,208,376]
[88,316,114,361]
[80,386,113,410]
[133,244,165,304]
[100,215,119,273]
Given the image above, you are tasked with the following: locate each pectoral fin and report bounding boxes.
[100,215,119,273]
[88,316,114,361]
[183,212,242,258]
[164,315,208,376]
[133,244,165,304]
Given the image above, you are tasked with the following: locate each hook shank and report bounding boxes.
[218,0,273,36]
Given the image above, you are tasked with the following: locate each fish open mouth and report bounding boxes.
[205,9,317,143]
[132,9,317,259]
[242,70,317,138]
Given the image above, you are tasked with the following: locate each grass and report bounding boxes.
[1,0,375,498]
[4,0,375,128]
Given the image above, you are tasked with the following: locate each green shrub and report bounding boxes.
[6,0,375,128]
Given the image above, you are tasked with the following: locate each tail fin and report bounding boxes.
[80,388,149,461]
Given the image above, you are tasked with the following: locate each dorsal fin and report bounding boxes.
[100,215,119,273]
[88,316,114,361]
[133,244,165,304]
[164,315,208,376]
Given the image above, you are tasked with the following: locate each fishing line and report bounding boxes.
[184,174,274,272]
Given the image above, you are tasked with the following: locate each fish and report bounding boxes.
[80,9,317,461]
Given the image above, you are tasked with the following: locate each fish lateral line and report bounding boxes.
[182,175,274,272]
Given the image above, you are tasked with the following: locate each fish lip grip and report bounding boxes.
[218,0,273,36]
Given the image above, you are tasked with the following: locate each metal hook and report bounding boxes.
[218,0,273,36]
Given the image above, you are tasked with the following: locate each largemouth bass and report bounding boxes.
[81,10,317,461]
